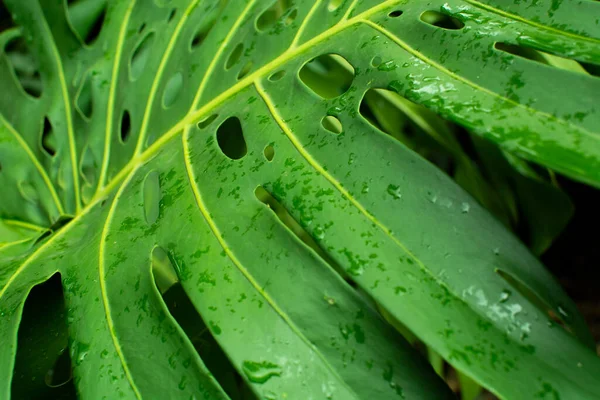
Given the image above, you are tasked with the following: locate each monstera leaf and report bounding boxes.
[1,0,599,399]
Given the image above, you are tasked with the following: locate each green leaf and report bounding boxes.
[1,1,599,399]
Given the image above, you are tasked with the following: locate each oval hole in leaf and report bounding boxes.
[130,32,154,80]
[5,36,43,98]
[285,9,298,25]
[237,60,253,80]
[151,248,250,398]
[120,110,131,143]
[75,72,93,120]
[11,273,76,399]
[143,170,161,225]
[299,54,355,99]
[66,0,107,45]
[256,0,292,31]
[327,0,343,12]
[420,11,464,30]
[216,117,247,160]
[321,115,343,134]
[162,72,183,108]
[268,70,286,81]
[494,42,597,78]
[190,18,217,50]
[225,43,243,70]
[82,6,106,44]
[359,87,441,145]
[41,117,56,156]
[254,186,346,275]
[388,10,403,18]
[167,8,177,22]
[151,247,178,293]
[198,114,218,129]
[264,144,275,161]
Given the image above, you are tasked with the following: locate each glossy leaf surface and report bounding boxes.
[1,0,599,399]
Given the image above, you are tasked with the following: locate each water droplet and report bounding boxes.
[314,225,325,240]
[461,202,470,213]
[387,184,402,199]
[100,349,109,359]
[242,360,282,384]
[493,247,500,255]
[264,391,277,400]
[378,60,398,71]
[499,289,511,303]
[71,341,90,366]
[348,153,356,165]
[557,306,569,319]
[178,375,187,390]
[361,183,369,194]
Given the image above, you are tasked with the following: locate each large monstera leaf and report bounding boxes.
[1,0,599,399]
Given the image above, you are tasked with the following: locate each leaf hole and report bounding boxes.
[120,110,131,143]
[359,87,436,144]
[225,43,244,70]
[49,216,74,233]
[254,186,346,276]
[321,116,343,134]
[388,10,403,18]
[167,8,177,22]
[151,248,249,398]
[190,22,214,49]
[198,114,218,129]
[75,72,93,120]
[162,72,183,108]
[327,0,343,12]
[494,42,600,78]
[83,6,106,44]
[130,32,155,81]
[299,54,355,99]
[11,273,76,399]
[256,0,293,31]
[237,60,253,80]
[33,230,52,246]
[143,171,161,225]
[66,0,107,45]
[216,117,247,160]
[5,36,43,98]
[285,9,298,25]
[41,117,56,156]
[268,70,286,81]
[420,10,465,30]
[264,144,275,161]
